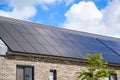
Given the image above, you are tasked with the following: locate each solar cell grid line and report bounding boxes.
[53,30,69,40]
[111,48,120,55]
[67,33,102,47]
[2,23,36,52]
[43,29,60,39]
[2,23,27,42]
[20,25,49,54]
[49,29,84,58]
[27,26,50,45]
[22,24,38,34]
[30,43,50,55]
[52,36,84,59]
[62,40,87,58]
[43,36,59,46]
[34,27,50,36]
[31,33,50,45]
[0,23,25,52]
[43,29,70,57]
[102,54,120,64]
[103,40,120,49]
[67,33,102,45]
[33,26,62,56]
[54,46,73,58]
[97,38,120,57]
[11,23,38,53]
[43,44,62,56]
[12,23,29,33]
[54,39,80,58]
[0,23,9,37]
[97,38,120,47]
[22,25,53,55]
[81,43,113,54]
[61,31,111,56]
[44,29,76,58]
[57,31,88,57]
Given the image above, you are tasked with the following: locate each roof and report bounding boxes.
[0,16,120,64]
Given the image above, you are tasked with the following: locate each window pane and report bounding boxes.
[17,67,24,80]
[50,71,54,80]
[49,70,56,80]
[0,39,8,55]
[17,66,34,80]
[110,74,117,80]
[25,67,33,80]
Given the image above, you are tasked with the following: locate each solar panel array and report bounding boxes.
[0,16,120,64]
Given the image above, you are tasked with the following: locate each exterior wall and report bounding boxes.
[0,54,120,80]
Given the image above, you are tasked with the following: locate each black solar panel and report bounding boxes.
[1,16,120,64]
[43,44,61,56]
[0,23,24,51]
[102,53,120,64]
[97,38,120,56]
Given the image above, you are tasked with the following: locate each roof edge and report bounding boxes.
[7,52,120,67]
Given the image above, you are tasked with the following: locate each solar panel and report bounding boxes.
[102,53,120,64]
[66,33,101,45]
[1,16,120,64]
[54,39,81,58]
[43,36,59,46]
[30,43,50,55]
[53,30,69,40]
[1,23,26,42]
[54,46,74,58]
[0,23,24,51]
[43,44,61,56]
[43,29,86,59]
[98,39,120,47]
[12,23,28,33]
[32,34,50,45]
[97,38,120,56]
[34,27,49,36]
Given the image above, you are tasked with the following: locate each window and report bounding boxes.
[109,74,117,80]
[104,74,117,80]
[0,39,7,55]
[16,65,34,80]
[49,70,57,80]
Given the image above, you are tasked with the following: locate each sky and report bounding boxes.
[0,0,120,38]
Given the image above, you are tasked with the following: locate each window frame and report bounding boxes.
[16,65,34,80]
[50,70,57,80]
[109,74,117,80]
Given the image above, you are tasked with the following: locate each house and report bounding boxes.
[0,16,120,80]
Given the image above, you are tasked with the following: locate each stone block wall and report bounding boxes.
[0,54,120,80]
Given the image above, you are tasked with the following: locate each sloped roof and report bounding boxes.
[0,16,120,64]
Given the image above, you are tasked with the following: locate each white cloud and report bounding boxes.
[63,1,106,34]
[0,6,36,20]
[0,0,60,20]
[7,0,57,9]
[0,0,74,20]
[102,0,120,37]
[63,0,120,38]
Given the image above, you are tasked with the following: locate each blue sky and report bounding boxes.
[0,0,109,26]
[0,0,120,38]
[30,0,108,27]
